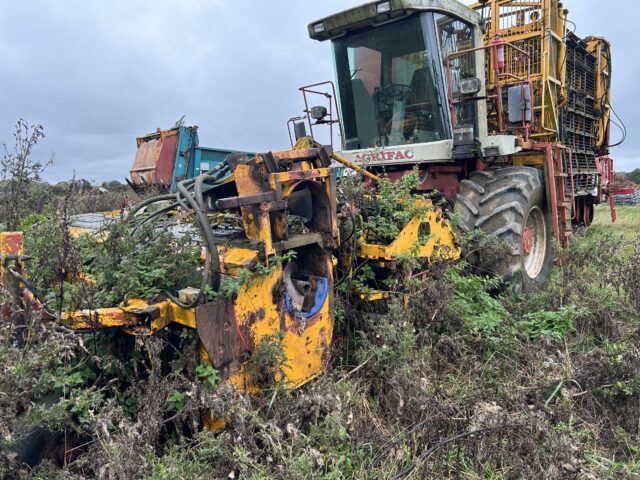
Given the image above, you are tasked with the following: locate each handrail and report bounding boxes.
[444,38,531,138]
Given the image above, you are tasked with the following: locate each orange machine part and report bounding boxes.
[1,232,24,319]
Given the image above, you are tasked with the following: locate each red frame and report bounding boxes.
[444,37,534,141]
[534,143,576,247]
[290,81,344,151]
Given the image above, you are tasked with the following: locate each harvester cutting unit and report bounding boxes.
[2,0,616,426]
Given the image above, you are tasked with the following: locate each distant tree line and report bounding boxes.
[625,168,640,185]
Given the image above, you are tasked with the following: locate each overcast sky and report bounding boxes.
[0,0,636,184]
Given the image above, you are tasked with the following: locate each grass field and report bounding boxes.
[593,204,640,241]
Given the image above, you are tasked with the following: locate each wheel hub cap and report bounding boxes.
[522,206,547,279]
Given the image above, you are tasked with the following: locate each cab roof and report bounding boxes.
[308,0,481,41]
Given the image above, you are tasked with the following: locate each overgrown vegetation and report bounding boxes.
[3,205,638,479]
[19,205,201,314]
[0,120,128,233]
[362,169,431,243]
[0,120,52,231]
[1,122,639,478]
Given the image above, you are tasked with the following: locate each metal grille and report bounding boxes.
[561,33,599,194]
[480,0,544,74]
[483,1,545,37]
[504,38,541,77]
[477,0,552,138]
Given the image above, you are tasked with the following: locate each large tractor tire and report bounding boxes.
[13,426,56,467]
[454,166,554,289]
[13,425,78,468]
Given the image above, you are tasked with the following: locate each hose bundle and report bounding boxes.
[127,161,231,308]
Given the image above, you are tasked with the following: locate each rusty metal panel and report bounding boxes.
[215,191,277,209]
[131,137,162,185]
[0,232,24,257]
[196,300,249,381]
[130,132,178,187]
[273,149,319,160]
[156,133,179,185]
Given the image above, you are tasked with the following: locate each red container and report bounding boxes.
[130,129,180,188]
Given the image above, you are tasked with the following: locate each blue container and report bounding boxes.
[169,126,253,193]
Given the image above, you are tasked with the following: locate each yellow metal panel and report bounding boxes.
[233,164,265,195]
[223,257,334,392]
[586,37,612,150]
[476,0,566,143]
[240,205,274,254]
[268,168,331,189]
[62,299,196,333]
[219,247,259,271]
[513,153,545,167]
[359,291,390,302]
[358,210,460,262]
[63,304,144,330]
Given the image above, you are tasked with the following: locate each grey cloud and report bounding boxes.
[0,0,637,183]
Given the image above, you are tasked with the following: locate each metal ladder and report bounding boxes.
[537,143,575,248]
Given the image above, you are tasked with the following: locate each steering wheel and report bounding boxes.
[379,84,413,106]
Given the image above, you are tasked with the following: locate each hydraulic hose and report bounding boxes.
[124,160,231,309]
[176,180,221,292]
[127,194,177,220]
[130,202,180,235]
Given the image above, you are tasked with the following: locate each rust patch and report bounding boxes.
[319,327,330,367]
[285,312,324,335]
[196,300,248,382]
[246,307,266,327]
[0,232,24,256]
[273,149,319,160]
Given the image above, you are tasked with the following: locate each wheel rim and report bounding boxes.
[522,206,546,279]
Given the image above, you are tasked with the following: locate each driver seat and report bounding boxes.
[407,67,443,140]
[407,67,436,106]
